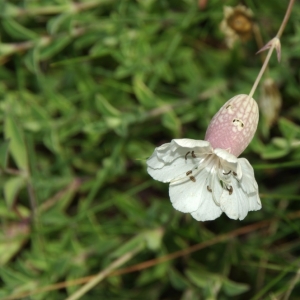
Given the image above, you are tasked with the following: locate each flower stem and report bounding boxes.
[248,0,295,99]
[248,41,276,99]
[276,0,295,39]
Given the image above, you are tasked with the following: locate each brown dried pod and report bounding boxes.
[259,78,282,128]
[220,5,254,48]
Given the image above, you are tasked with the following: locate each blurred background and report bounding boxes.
[1,0,300,299]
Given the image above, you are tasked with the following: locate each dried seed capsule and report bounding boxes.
[205,94,259,157]
[220,5,254,48]
[259,78,282,128]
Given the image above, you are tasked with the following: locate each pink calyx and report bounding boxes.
[205,94,259,157]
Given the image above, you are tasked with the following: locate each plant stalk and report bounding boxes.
[248,0,295,98]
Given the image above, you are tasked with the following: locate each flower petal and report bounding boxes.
[147,139,212,168]
[238,158,258,194]
[214,148,238,163]
[147,156,201,183]
[172,139,212,154]
[248,191,262,211]
[169,157,223,221]
[214,148,242,179]
[190,180,223,221]
[147,142,171,169]
[220,182,249,220]
[220,166,261,220]
[210,167,223,205]
[169,167,210,213]
[147,139,212,183]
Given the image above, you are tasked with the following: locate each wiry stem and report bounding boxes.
[276,0,295,38]
[248,0,295,99]
[65,245,143,300]
[248,40,276,99]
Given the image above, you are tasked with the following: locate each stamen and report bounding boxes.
[207,186,212,192]
[170,154,214,186]
[191,151,196,158]
[190,176,196,182]
[185,151,190,160]
[223,170,231,175]
[186,170,192,176]
[227,186,233,195]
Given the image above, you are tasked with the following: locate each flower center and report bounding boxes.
[181,150,238,197]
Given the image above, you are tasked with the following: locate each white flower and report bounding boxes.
[147,138,261,221]
[147,94,261,221]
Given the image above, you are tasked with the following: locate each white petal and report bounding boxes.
[214,148,238,163]
[148,156,201,183]
[147,139,212,168]
[147,142,171,169]
[220,171,261,220]
[238,158,261,210]
[248,191,262,211]
[169,167,210,213]
[190,180,223,221]
[173,139,212,153]
[220,181,249,220]
[214,148,242,179]
[210,167,223,205]
[147,139,212,183]
[173,158,223,221]
[235,163,242,180]
[238,158,258,193]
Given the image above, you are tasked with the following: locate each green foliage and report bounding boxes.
[0,0,300,299]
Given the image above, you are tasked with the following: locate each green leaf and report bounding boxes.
[4,177,26,209]
[143,228,164,251]
[109,235,144,259]
[261,143,289,159]
[4,115,28,171]
[133,75,160,108]
[47,13,72,35]
[0,3,20,18]
[162,110,181,137]
[0,221,30,266]
[169,268,189,290]
[278,117,300,142]
[2,18,38,40]
[39,36,72,60]
[222,278,249,296]
[0,43,16,56]
[136,263,168,286]
[95,94,121,117]
[0,140,10,169]
[185,269,208,288]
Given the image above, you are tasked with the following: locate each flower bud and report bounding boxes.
[205,94,259,157]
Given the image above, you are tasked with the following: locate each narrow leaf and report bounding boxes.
[96,94,121,117]
[222,278,249,296]
[2,18,38,40]
[133,75,160,109]
[4,177,26,209]
[4,115,28,171]
[0,221,30,266]
[0,139,10,169]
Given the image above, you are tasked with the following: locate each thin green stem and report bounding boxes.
[283,268,300,300]
[248,41,276,99]
[248,0,295,98]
